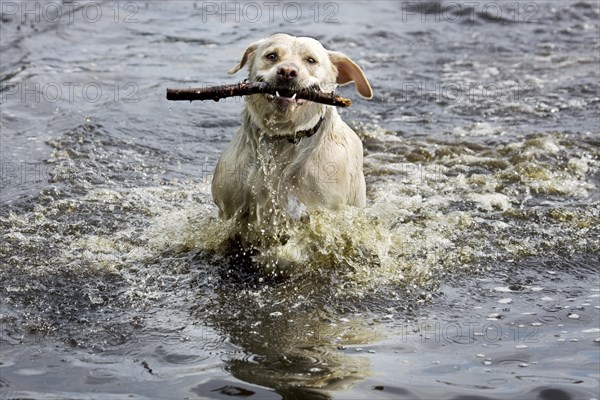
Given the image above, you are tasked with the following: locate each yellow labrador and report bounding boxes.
[212,33,372,232]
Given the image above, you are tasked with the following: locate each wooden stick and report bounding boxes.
[166,82,351,107]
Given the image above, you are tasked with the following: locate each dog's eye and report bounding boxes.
[265,52,278,61]
[306,57,317,64]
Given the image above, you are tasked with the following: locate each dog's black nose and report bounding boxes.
[277,64,298,81]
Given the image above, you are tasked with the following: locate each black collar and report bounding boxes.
[287,116,325,144]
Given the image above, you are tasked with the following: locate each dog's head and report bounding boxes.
[229,33,372,135]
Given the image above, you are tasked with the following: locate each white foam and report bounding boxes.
[467,193,511,211]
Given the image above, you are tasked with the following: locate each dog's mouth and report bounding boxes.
[265,91,306,105]
[254,76,320,107]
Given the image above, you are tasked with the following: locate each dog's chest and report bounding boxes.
[250,139,304,193]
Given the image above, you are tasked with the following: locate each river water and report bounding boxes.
[1,1,599,399]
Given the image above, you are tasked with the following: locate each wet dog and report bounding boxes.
[212,33,372,237]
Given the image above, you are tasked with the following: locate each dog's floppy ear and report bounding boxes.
[228,40,263,75]
[328,51,373,99]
